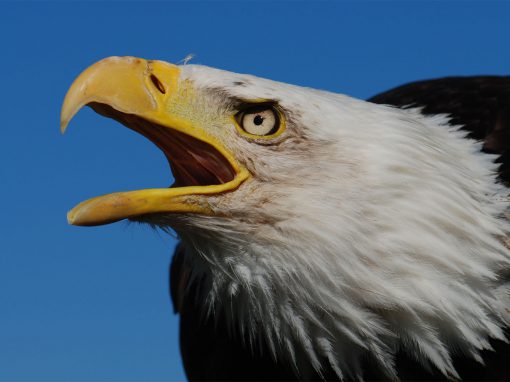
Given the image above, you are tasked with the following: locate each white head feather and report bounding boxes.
[149,65,510,380]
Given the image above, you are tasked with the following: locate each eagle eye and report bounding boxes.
[235,105,281,137]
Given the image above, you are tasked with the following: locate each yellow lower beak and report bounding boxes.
[61,56,249,226]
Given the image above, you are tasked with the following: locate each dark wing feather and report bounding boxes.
[170,76,510,381]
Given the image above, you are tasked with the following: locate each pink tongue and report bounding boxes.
[162,131,235,186]
[88,103,237,188]
[125,114,236,187]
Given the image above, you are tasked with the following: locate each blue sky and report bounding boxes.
[1,1,510,381]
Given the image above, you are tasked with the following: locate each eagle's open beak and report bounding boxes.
[61,56,249,226]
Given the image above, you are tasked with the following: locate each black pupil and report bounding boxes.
[253,115,264,125]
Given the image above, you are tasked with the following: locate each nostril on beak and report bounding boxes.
[150,74,166,94]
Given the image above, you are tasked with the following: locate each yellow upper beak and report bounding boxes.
[61,56,249,226]
[61,56,167,134]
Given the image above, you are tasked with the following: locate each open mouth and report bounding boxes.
[61,56,250,226]
[90,102,237,188]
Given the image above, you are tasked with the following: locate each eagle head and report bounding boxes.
[62,56,510,380]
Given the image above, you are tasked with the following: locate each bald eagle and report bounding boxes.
[61,57,510,381]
